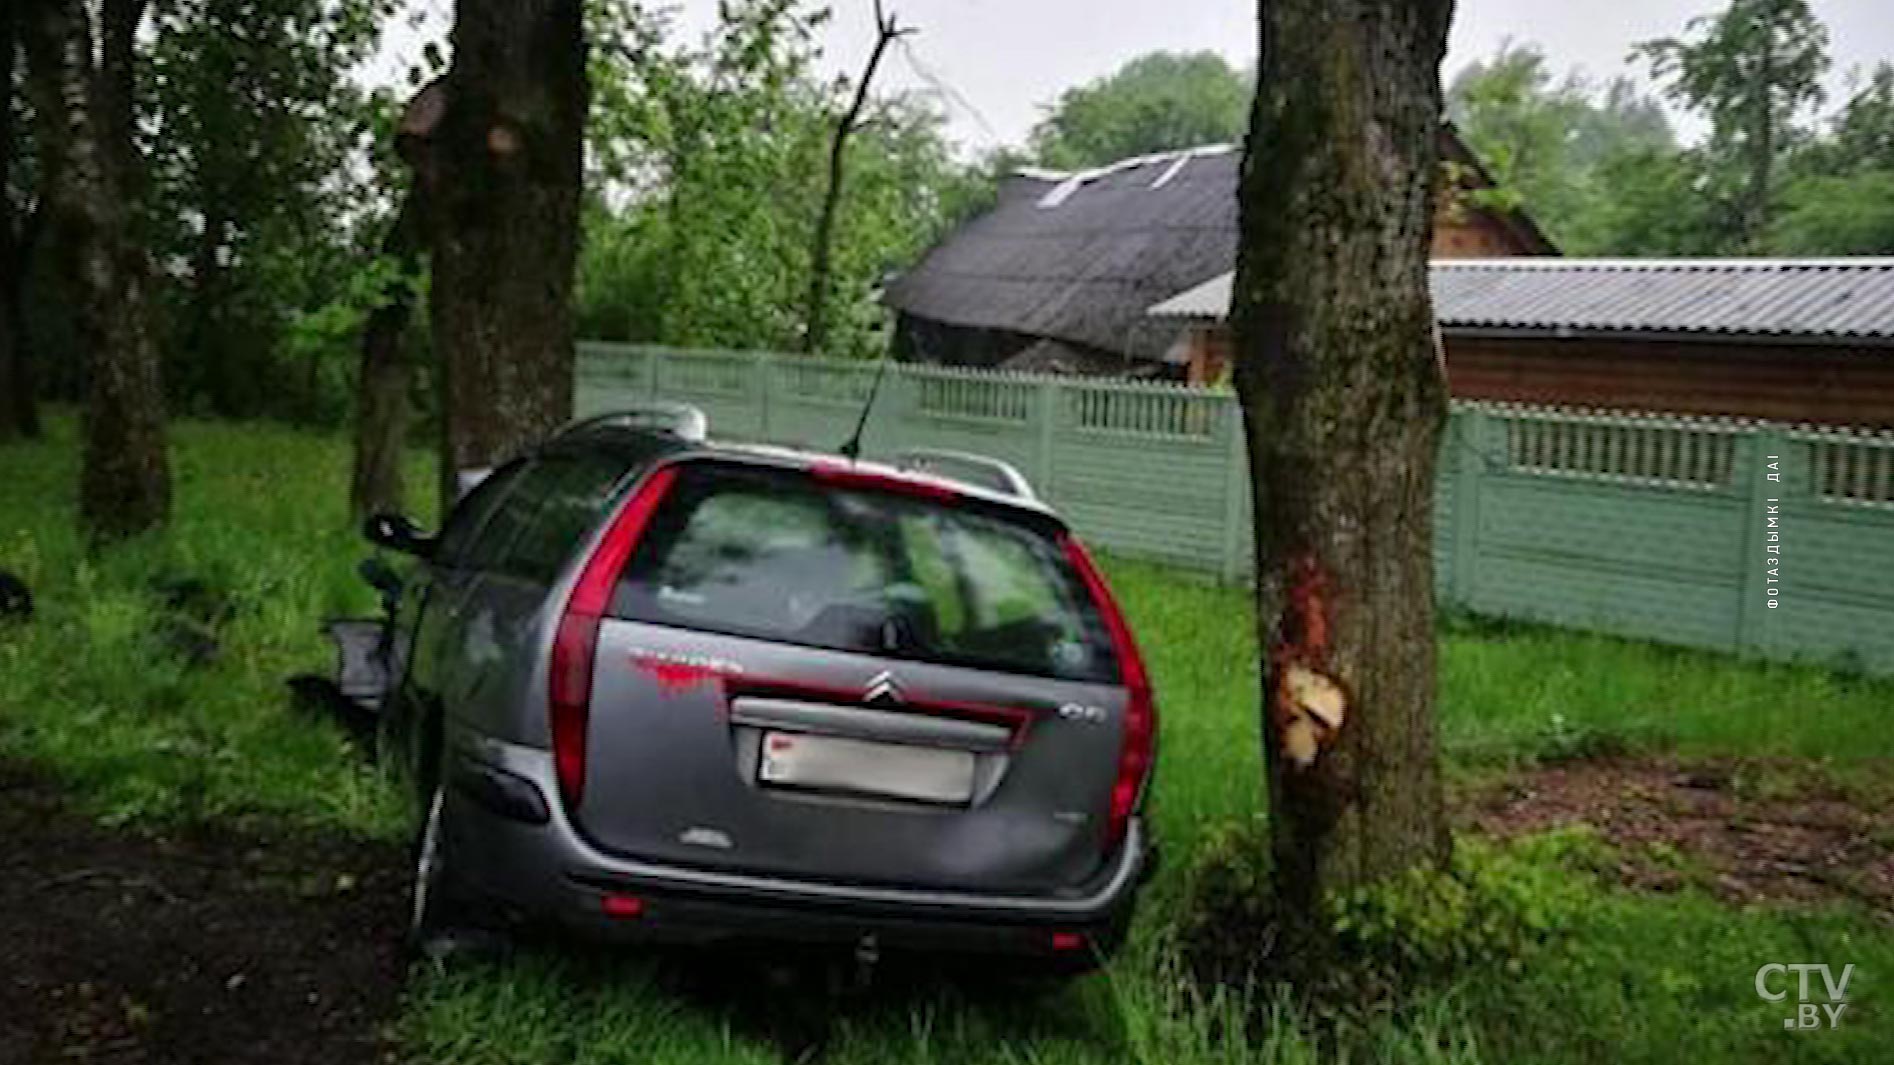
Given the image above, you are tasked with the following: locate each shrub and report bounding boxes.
[1179,819,1598,1017]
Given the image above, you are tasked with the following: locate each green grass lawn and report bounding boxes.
[4,416,1892,1064]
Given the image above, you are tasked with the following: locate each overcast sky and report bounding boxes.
[374,1,1894,155]
[654,0,1894,154]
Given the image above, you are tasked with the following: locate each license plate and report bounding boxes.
[758,731,976,805]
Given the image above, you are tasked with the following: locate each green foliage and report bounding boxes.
[1447,43,1676,253]
[1531,708,1637,764]
[1028,51,1251,169]
[1182,819,1594,1008]
[1769,170,1894,253]
[1770,64,1894,254]
[1566,146,1735,256]
[1447,10,1894,256]
[1326,837,1591,982]
[1635,0,1830,248]
[144,0,398,422]
[577,0,978,358]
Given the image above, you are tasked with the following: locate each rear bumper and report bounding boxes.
[443,734,1150,958]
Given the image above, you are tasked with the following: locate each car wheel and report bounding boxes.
[406,780,502,962]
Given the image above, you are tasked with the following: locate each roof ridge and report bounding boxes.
[1142,262,1894,341]
[1436,257,1894,271]
[1013,143,1239,183]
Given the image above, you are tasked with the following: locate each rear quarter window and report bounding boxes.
[433,460,530,569]
[610,464,1118,683]
[499,454,636,584]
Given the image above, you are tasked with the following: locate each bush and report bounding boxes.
[1180,819,1599,1017]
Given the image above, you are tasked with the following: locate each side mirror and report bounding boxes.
[363,512,435,558]
[357,556,404,597]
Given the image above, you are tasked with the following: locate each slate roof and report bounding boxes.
[883,127,1555,363]
[1148,259,1894,344]
[884,148,1242,362]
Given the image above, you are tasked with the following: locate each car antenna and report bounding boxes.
[838,354,893,462]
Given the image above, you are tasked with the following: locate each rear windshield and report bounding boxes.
[609,463,1119,683]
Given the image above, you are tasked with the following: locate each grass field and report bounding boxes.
[4,416,1893,1063]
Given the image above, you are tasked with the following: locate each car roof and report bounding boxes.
[540,425,1059,521]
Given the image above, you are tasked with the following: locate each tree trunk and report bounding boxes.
[1229,0,1454,917]
[1,3,43,441]
[349,190,428,519]
[800,1,908,356]
[0,212,36,441]
[24,0,169,542]
[430,0,586,512]
[187,210,238,416]
[1747,36,1775,250]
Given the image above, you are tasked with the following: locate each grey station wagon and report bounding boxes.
[347,409,1157,970]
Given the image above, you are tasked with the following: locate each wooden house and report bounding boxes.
[1149,259,1894,427]
[882,124,1555,378]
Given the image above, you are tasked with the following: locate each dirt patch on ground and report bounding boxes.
[0,761,408,1065]
[1463,757,1894,914]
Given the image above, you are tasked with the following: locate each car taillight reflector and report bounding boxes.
[1051,931,1089,952]
[809,463,960,501]
[1061,533,1156,851]
[601,893,645,918]
[550,465,679,811]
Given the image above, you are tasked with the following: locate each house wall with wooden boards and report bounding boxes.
[1445,336,1894,429]
[1184,328,1894,428]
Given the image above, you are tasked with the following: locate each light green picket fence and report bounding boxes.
[578,342,1894,673]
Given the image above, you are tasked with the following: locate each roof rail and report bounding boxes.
[557,403,709,444]
[890,449,1037,501]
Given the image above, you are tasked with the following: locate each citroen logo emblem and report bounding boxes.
[863,669,903,706]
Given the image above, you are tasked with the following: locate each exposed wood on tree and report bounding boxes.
[1,5,42,441]
[429,0,586,512]
[799,0,913,356]
[22,0,170,541]
[1229,0,1455,915]
[349,82,446,520]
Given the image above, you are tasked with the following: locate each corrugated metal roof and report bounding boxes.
[1147,259,1894,342]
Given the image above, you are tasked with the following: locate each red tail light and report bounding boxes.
[550,465,679,811]
[1050,931,1088,952]
[600,893,645,919]
[1061,534,1156,850]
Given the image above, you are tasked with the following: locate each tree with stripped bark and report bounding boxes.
[21,0,170,541]
[429,0,587,511]
[1229,0,1454,917]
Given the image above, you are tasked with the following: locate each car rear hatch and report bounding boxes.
[550,458,1154,896]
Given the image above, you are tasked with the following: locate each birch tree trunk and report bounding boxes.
[23,0,169,541]
[429,0,585,512]
[1230,0,1455,915]
[0,3,42,442]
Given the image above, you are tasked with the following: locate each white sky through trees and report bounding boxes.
[373,0,1893,157]
[675,0,1894,154]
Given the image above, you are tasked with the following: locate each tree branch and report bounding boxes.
[798,1,916,355]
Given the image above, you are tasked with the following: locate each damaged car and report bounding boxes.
[329,406,1158,972]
